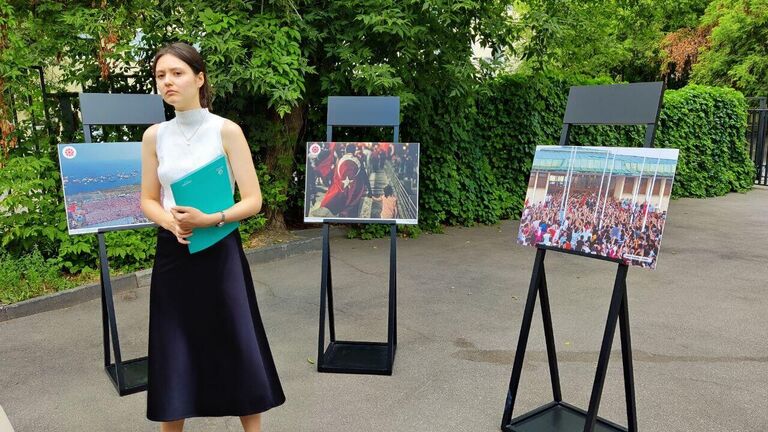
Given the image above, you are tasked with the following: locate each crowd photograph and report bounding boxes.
[304,141,419,224]
[517,146,679,269]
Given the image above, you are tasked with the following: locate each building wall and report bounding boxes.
[525,171,674,212]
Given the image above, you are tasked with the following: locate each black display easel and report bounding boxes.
[79,93,165,396]
[316,96,400,375]
[501,82,665,431]
[501,247,635,432]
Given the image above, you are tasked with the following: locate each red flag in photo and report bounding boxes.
[320,153,369,217]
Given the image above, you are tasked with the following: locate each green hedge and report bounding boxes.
[474,74,577,222]
[570,84,754,198]
[401,91,511,231]
[340,77,754,237]
[654,85,754,197]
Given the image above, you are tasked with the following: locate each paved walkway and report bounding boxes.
[1,189,767,432]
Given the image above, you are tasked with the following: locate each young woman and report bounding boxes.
[140,42,285,432]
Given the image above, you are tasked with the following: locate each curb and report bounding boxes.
[0,404,14,432]
[0,229,322,323]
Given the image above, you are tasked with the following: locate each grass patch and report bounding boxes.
[0,226,301,305]
[0,250,81,305]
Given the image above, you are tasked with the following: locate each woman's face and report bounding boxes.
[154,54,204,110]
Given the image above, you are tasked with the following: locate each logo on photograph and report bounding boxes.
[309,143,321,157]
[623,254,653,263]
[62,146,77,159]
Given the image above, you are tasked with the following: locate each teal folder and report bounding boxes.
[170,155,239,254]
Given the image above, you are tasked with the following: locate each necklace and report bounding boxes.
[176,109,206,145]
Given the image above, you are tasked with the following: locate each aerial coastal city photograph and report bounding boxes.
[58,142,151,234]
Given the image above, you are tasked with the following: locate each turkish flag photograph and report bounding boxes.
[304,142,419,224]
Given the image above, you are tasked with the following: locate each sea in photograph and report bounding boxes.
[62,160,141,195]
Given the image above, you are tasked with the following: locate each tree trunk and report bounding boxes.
[264,104,304,231]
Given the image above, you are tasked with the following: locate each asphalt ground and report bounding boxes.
[1,188,766,432]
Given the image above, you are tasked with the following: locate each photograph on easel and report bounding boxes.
[518,146,679,269]
[304,142,419,224]
[57,142,151,234]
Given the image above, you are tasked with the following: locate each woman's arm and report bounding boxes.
[219,119,262,220]
[140,125,192,244]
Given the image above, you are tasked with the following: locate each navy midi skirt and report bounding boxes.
[147,228,285,421]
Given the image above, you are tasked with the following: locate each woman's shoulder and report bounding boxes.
[203,111,238,131]
[211,114,247,153]
[142,123,161,142]
[144,119,177,142]
[217,116,244,138]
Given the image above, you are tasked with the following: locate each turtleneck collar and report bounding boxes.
[175,108,208,129]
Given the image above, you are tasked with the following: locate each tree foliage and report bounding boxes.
[660,26,712,83]
[0,0,516,273]
[691,0,768,97]
[511,0,711,83]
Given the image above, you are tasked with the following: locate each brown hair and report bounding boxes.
[152,42,213,110]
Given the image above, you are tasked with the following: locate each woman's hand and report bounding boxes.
[170,206,216,232]
[168,220,193,245]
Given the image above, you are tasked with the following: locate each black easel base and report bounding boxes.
[105,356,148,396]
[504,402,627,432]
[318,341,393,375]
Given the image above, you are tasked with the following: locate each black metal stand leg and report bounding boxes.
[538,261,562,402]
[317,224,331,368]
[327,230,336,343]
[501,248,547,428]
[94,231,149,396]
[619,282,638,432]
[583,264,628,432]
[502,249,638,432]
[316,221,398,375]
[98,233,124,390]
[100,265,110,369]
[388,223,397,364]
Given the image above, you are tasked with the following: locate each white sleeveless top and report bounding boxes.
[156,108,235,210]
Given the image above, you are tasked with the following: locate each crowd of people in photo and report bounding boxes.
[67,191,147,228]
[517,188,668,268]
[309,142,415,187]
[390,150,417,183]
[307,142,414,218]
